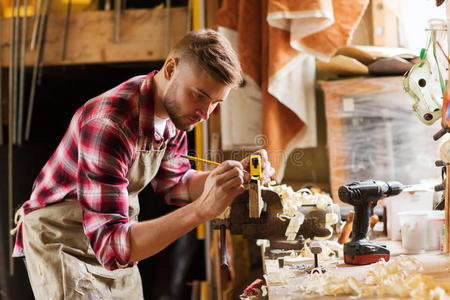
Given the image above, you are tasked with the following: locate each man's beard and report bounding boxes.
[162,84,199,132]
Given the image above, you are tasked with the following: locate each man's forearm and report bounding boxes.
[128,199,206,263]
[128,171,209,263]
[188,171,210,201]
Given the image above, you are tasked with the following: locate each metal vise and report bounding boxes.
[211,188,335,263]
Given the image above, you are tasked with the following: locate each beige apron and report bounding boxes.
[21,137,167,300]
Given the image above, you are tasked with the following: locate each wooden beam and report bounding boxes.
[1,7,188,66]
[370,0,398,47]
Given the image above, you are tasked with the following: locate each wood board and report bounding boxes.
[1,7,188,66]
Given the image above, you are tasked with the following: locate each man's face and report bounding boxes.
[162,62,231,132]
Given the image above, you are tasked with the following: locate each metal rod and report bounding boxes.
[61,0,71,61]
[114,0,121,43]
[12,0,20,145]
[30,0,42,51]
[26,0,49,141]
[18,0,29,145]
[165,0,171,56]
[8,0,14,146]
[8,0,16,276]
[186,0,192,33]
[36,6,49,86]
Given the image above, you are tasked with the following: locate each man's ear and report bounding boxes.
[164,57,177,80]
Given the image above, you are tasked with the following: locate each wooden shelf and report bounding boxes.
[1,7,188,66]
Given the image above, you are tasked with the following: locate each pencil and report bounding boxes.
[181,155,221,167]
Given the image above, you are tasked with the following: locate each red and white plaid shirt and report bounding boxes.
[13,71,197,270]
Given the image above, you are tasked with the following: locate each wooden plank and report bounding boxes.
[371,0,398,47]
[249,180,262,218]
[1,7,188,66]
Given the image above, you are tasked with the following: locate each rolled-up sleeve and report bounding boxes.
[151,131,198,206]
[78,118,135,271]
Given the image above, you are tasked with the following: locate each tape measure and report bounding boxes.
[250,155,261,180]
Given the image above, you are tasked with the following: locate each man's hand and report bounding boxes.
[240,149,275,185]
[195,160,245,221]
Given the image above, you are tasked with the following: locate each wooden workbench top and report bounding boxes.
[264,240,450,299]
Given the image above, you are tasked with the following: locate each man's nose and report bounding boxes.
[195,104,211,120]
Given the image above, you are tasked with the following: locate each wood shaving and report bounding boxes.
[269,185,337,240]
[285,213,305,240]
[265,267,295,285]
[300,256,449,299]
[298,239,342,262]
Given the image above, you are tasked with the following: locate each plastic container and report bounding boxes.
[386,189,433,241]
[427,210,445,251]
[398,211,429,254]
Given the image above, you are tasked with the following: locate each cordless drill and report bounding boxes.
[338,180,403,265]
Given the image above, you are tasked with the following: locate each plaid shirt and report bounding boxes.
[13,71,197,270]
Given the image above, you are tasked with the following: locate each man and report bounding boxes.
[11,29,275,299]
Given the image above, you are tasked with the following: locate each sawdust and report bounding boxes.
[300,256,449,299]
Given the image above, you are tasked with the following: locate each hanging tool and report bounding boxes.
[434,160,446,210]
[114,0,121,43]
[338,180,403,265]
[18,0,29,145]
[434,89,450,140]
[403,19,446,126]
[62,0,72,60]
[402,56,442,126]
[26,0,50,141]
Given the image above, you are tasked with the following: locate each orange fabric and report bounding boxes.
[217,0,368,179]
[268,0,333,17]
[216,0,239,31]
[262,0,305,175]
[238,0,262,85]
[267,25,299,82]
[296,0,369,58]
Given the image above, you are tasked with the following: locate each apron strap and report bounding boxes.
[10,206,24,235]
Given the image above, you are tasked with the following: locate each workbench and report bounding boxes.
[263,239,450,299]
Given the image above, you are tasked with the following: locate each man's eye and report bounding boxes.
[194,92,203,99]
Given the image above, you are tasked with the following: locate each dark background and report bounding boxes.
[0,61,205,299]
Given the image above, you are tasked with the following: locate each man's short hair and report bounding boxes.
[171,29,243,87]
